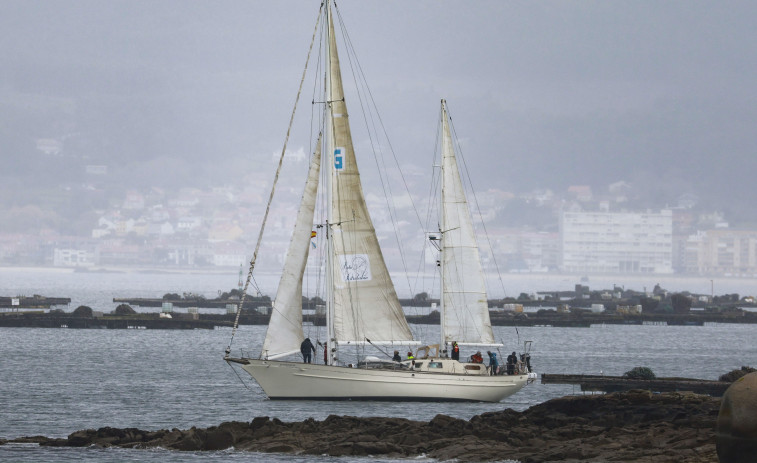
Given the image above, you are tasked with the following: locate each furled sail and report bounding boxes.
[261,138,322,359]
[326,11,414,344]
[440,100,495,345]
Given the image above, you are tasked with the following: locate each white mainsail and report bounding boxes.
[261,139,322,359]
[326,11,414,345]
[440,100,496,345]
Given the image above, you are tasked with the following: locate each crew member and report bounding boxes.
[300,337,315,363]
[487,351,499,375]
[507,351,517,375]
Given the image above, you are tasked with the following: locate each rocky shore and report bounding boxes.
[2,390,720,462]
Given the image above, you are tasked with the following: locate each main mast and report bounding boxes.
[325,0,335,365]
[439,99,448,350]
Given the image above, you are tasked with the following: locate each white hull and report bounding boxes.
[232,358,529,402]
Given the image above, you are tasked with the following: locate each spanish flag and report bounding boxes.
[311,230,317,238]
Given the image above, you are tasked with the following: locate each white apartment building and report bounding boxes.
[53,248,96,267]
[560,210,673,274]
[684,229,757,276]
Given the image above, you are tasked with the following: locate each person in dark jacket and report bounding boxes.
[392,350,401,362]
[506,351,517,375]
[300,337,315,363]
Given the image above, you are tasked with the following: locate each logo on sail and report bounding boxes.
[339,254,371,282]
[334,147,345,172]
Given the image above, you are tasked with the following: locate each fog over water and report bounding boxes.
[2,1,757,229]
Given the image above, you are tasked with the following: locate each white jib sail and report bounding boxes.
[326,11,414,344]
[261,139,322,359]
[440,100,496,345]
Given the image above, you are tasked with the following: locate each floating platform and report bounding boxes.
[406,311,757,326]
[541,373,731,396]
[0,314,231,329]
[113,297,270,309]
[0,295,71,309]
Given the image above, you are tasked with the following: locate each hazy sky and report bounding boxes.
[2,1,756,210]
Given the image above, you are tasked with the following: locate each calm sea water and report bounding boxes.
[1,268,756,462]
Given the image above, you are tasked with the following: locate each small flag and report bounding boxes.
[311,241,317,249]
[311,230,317,238]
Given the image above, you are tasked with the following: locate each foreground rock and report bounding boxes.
[717,371,757,462]
[5,391,719,462]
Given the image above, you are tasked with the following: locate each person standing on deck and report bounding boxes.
[451,342,460,361]
[300,337,315,363]
[507,351,517,375]
[487,351,499,375]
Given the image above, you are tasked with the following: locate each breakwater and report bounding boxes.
[541,373,731,395]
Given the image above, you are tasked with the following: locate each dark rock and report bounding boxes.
[71,306,93,318]
[5,391,720,462]
[114,304,136,315]
[717,371,757,463]
[718,366,756,383]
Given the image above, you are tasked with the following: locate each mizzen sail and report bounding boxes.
[440,100,495,345]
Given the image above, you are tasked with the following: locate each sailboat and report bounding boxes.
[225,1,534,402]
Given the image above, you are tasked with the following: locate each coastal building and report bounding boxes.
[518,231,560,272]
[53,247,97,267]
[683,229,757,276]
[211,242,248,267]
[559,209,673,274]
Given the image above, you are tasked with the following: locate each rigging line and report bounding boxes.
[333,10,406,343]
[226,4,324,355]
[334,9,415,304]
[414,115,443,296]
[408,117,442,342]
[365,338,393,360]
[447,109,508,299]
[226,361,251,390]
[263,140,324,341]
[309,24,325,161]
[311,59,327,317]
[335,8,425,234]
